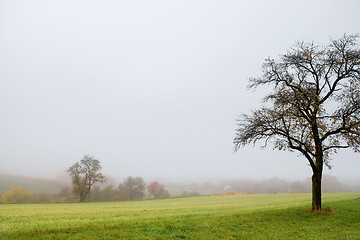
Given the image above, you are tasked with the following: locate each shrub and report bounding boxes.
[1,187,34,203]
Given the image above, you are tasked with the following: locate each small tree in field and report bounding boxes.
[67,155,106,202]
[234,34,360,211]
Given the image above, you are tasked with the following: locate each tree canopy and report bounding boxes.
[1,187,33,203]
[234,34,360,210]
[147,181,170,199]
[67,155,106,202]
[118,176,146,201]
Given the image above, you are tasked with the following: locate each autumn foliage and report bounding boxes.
[1,187,34,203]
[147,181,170,199]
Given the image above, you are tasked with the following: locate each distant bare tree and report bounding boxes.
[118,176,146,200]
[234,34,360,211]
[67,155,106,202]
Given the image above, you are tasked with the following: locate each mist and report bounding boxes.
[1,0,360,184]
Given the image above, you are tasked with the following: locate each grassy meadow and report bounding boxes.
[1,193,359,239]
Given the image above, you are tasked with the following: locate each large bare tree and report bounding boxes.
[67,155,106,202]
[234,34,360,210]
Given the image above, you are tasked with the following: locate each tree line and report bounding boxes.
[66,155,170,202]
[57,177,170,202]
[1,173,352,204]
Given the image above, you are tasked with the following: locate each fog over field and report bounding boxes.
[1,0,360,184]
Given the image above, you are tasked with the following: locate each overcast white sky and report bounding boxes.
[0,0,359,182]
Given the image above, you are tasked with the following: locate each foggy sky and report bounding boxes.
[1,0,359,182]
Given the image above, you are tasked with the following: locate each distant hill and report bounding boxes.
[0,173,67,195]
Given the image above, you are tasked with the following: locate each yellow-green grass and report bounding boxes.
[1,193,359,239]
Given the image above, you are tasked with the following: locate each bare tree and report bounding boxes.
[67,155,106,202]
[118,176,146,200]
[234,34,360,211]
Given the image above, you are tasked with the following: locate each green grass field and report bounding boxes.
[1,193,359,239]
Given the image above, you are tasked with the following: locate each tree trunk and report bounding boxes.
[80,194,85,202]
[312,124,323,211]
[311,171,322,211]
[88,186,91,202]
